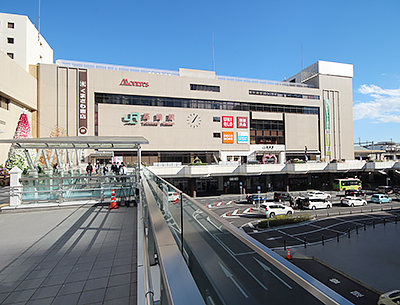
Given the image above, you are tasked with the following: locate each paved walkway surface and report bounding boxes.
[0,204,137,305]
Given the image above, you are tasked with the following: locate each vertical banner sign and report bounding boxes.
[324,99,331,156]
[78,70,88,135]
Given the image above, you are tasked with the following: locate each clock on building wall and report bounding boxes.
[187,113,201,128]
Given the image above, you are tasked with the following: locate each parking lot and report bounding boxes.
[195,191,400,304]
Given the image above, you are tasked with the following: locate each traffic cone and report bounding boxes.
[222,200,224,205]
[238,208,240,214]
[287,249,292,260]
[213,201,215,207]
[109,189,119,210]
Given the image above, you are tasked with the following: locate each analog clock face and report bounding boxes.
[187,113,201,128]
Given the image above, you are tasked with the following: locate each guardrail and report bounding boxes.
[140,167,353,305]
[5,173,137,209]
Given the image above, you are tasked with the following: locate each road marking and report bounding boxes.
[253,257,292,289]
[350,290,364,298]
[218,262,249,298]
[329,278,341,284]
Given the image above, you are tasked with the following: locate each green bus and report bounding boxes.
[333,178,362,191]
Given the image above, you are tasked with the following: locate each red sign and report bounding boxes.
[120,79,149,87]
[222,116,234,128]
[237,117,248,128]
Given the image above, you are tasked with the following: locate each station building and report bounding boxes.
[37,59,354,167]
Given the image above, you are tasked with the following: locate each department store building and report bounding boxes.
[34,59,354,193]
[37,59,354,165]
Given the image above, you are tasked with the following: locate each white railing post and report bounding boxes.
[9,166,22,207]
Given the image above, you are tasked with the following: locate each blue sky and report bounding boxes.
[2,0,400,144]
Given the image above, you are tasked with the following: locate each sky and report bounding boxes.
[2,0,400,144]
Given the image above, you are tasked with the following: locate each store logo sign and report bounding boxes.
[222,116,234,128]
[119,79,149,87]
[237,117,248,128]
[122,112,175,126]
[222,132,234,144]
[237,132,248,143]
[78,70,88,135]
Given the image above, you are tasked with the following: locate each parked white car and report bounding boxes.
[307,191,331,200]
[341,196,367,207]
[378,290,400,305]
[259,203,294,218]
[305,198,332,210]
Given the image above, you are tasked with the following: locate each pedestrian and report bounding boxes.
[95,161,100,174]
[103,163,108,175]
[111,162,117,174]
[120,163,127,182]
[86,162,93,176]
[53,163,58,174]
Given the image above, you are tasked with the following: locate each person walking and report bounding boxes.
[103,163,109,175]
[86,162,93,176]
[120,163,128,182]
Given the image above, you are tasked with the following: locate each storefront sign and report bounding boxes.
[222,132,234,144]
[119,79,149,87]
[324,99,331,156]
[222,116,234,128]
[237,117,248,128]
[78,70,88,135]
[122,112,175,126]
[237,132,249,143]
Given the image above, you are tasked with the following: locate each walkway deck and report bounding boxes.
[0,204,137,305]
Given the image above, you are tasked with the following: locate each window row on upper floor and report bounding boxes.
[95,93,319,115]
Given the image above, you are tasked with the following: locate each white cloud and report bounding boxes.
[354,84,400,122]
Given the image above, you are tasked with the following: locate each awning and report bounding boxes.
[0,136,149,150]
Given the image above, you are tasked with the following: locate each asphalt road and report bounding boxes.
[193,192,400,305]
[165,197,334,305]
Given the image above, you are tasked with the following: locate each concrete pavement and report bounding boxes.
[0,204,137,305]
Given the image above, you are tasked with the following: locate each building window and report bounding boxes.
[213,132,221,138]
[190,84,220,92]
[7,22,14,29]
[213,117,220,122]
[249,89,319,100]
[95,93,319,115]
[7,37,14,44]
[0,96,9,110]
[7,53,14,59]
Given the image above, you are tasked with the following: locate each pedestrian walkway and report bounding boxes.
[0,204,137,305]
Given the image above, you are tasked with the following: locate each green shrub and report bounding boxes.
[258,214,311,228]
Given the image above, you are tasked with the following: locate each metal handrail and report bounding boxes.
[142,168,352,305]
[142,175,205,305]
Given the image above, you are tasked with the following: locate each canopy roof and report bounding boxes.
[0,136,149,150]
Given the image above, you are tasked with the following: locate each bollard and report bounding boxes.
[396,216,398,224]
[383,217,386,226]
[347,228,350,238]
[304,237,307,248]
[283,239,286,251]
[356,225,358,234]
[373,219,375,228]
[322,234,325,246]
[364,221,366,231]
[337,232,340,242]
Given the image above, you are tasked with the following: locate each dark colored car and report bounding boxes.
[246,194,266,204]
[344,189,366,197]
[274,192,293,202]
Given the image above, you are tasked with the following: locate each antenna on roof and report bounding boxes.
[301,43,303,70]
[212,32,215,72]
[38,0,41,41]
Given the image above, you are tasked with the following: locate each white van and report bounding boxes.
[305,198,332,210]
